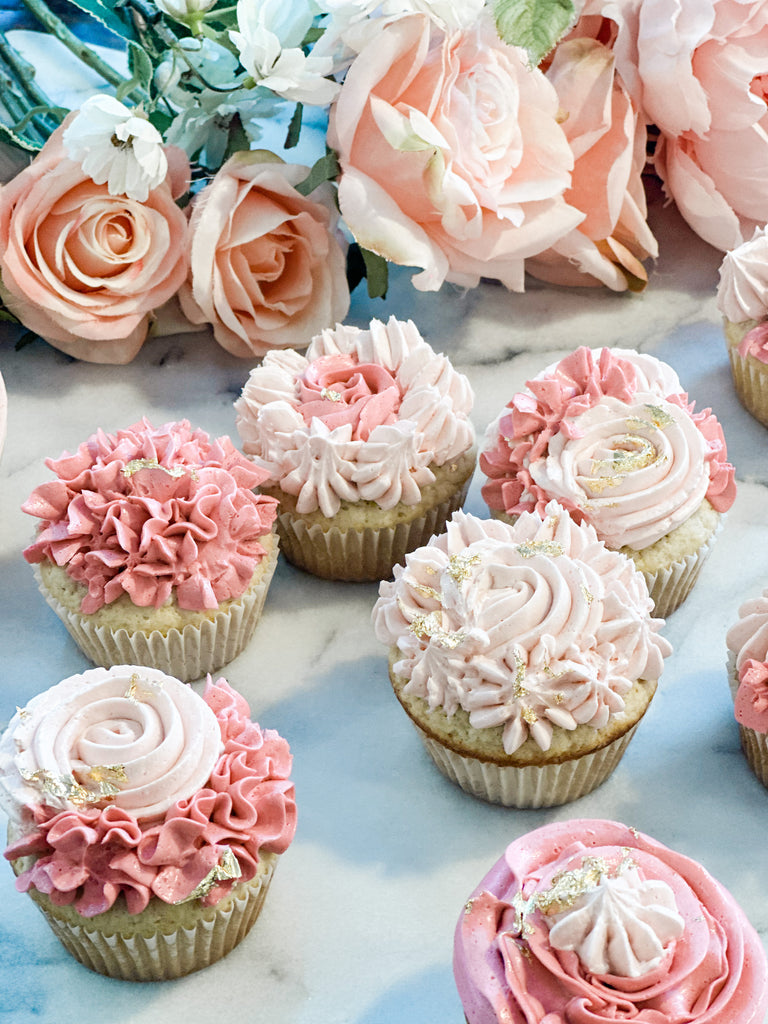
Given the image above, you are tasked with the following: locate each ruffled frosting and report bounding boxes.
[2,669,296,915]
[234,316,475,516]
[372,503,671,754]
[734,660,768,734]
[737,322,768,364]
[480,347,735,550]
[21,418,278,613]
[453,819,768,1024]
[717,226,768,323]
[727,589,768,734]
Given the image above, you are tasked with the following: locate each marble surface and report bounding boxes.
[1,180,768,1024]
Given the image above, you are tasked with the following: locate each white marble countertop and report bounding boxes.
[1,180,767,1024]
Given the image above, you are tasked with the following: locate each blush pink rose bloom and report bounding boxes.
[328,12,584,292]
[0,120,190,363]
[634,0,768,250]
[179,152,350,358]
[526,35,657,290]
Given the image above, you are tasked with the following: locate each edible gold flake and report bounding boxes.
[21,764,126,806]
[553,692,565,704]
[513,650,527,700]
[642,404,674,430]
[521,706,538,725]
[516,541,564,559]
[124,672,161,703]
[16,706,31,722]
[320,387,342,402]
[122,458,197,480]
[409,611,467,649]
[464,898,475,915]
[581,585,594,605]
[176,848,242,903]
[446,551,481,585]
[536,857,609,915]
[411,582,442,602]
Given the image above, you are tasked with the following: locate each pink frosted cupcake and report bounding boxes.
[726,587,768,788]
[454,819,768,1023]
[372,503,670,807]
[717,226,768,427]
[22,418,279,682]
[234,315,476,581]
[480,346,735,617]
[0,666,297,980]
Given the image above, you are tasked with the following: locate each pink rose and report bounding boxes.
[328,12,583,292]
[635,0,768,250]
[179,152,350,358]
[0,121,190,363]
[526,35,657,290]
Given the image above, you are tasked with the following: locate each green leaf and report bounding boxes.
[493,0,576,66]
[126,39,154,94]
[67,0,141,44]
[0,121,39,152]
[361,248,388,300]
[295,150,339,196]
[284,103,303,150]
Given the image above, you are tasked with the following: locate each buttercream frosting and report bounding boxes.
[727,588,768,734]
[22,418,278,613]
[716,225,768,323]
[1,667,296,915]
[372,503,670,754]
[454,819,768,1024]
[480,347,735,550]
[737,322,768,365]
[234,316,475,517]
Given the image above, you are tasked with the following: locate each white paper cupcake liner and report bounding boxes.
[415,723,641,808]
[641,518,721,620]
[728,346,768,428]
[34,541,278,682]
[276,477,472,582]
[28,854,277,982]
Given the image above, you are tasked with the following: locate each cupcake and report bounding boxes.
[454,819,768,1023]
[22,418,279,682]
[371,503,671,807]
[234,315,476,581]
[717,226,768,427]
[726,587,768,788]
[480,346,735,617]
[0,665,297,981]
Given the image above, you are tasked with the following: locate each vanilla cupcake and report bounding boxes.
[22,418,279,682]
[454,819,768,1023]
[234,315,476,581]
[726,587,768,788]
[717,226,768,427]
[480,346,735,617]
[372,504,671,807]
[0,666,297,980]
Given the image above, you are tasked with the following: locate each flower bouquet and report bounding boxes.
[1,0,768,363]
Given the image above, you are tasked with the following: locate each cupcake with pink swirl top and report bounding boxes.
[234,315,476,581]
[22,418,279,681]
[726,587,768,789]
[372,503,671,807]
[0,665,297,980]
[480,346,735,617]
[717,226,768,428]
[454,819,768,1023]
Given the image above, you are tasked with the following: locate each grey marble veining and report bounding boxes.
[1,184,767,1024]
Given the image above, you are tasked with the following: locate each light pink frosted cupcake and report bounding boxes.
[372,503,670,807]
[717,226,768,427]
[454,819,768,1023]
[22,418,279,682]
[234,315,476,581]
[480,346,735,617]
[726,587,768,788]
[0,666,297,980]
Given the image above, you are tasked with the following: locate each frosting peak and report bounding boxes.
[717,225,768,323]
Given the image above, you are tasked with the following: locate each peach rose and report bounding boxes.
[0,122,190,363]
[526,35,656,290]
[635,0,768,250]
[328,12,583,292]
[179,152,350,358]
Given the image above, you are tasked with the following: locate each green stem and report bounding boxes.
[0,30,57,112]
[20,0,148,104]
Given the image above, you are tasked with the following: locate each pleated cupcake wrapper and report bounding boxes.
[728,347,768,429]
[275,477,472,582]
[29,855,277,982]
[641,518,721,620]
[415,722,641,808]
[727,655,768,790]
[33,542,278,683]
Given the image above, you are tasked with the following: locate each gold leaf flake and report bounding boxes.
[516,541,564,559]
[122,458,197,480]
[320,387,342,402]
[446,551,481,585]
[176,848,242,903]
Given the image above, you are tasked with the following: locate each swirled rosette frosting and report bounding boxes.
[372,503,670,754]
[234,316,475,516]
[1,667,296,915]
[21,418,278,613]
[717,226,768,324]
[454,819,768,1024]
[480,347,735,550]
[727,588,768,733]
